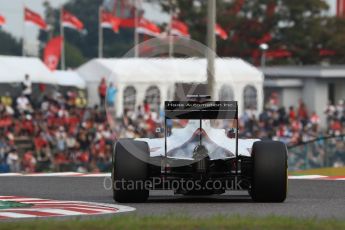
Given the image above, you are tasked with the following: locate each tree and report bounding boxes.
[274,0,329,64]
[314,17,345,64]
[65,41,86,69]
[157,0,279,62]
[38,0,342,65]
[159,0,336,65]
[0,30,22,56]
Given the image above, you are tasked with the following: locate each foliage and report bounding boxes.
[0,30,22,56]
[322,18,345,64]
[160,0,341,65]
[64,41,86,69]
[274,0,329,64]
[36,0,345,65]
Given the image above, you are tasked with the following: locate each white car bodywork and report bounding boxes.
[136,120,259,160]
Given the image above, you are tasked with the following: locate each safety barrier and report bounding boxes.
[288,134,345,170]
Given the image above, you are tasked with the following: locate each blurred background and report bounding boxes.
[0,0,344,174]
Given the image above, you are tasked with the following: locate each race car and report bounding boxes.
[112,95,287,203]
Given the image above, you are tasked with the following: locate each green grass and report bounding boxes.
[290,167,345,176]
[0,215,345,230]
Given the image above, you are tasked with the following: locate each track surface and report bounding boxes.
[0,177,344,219]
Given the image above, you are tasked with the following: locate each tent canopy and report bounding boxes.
[53,71,86,89]
[78,58,264,84]
[0,56,57,84]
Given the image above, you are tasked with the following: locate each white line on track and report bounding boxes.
[0,212,37,218]
[288,175,328,179]
[0,173,344,180]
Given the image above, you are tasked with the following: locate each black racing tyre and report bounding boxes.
[251,141,288,202]
[112,139,149,203]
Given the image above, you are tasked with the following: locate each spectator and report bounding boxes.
[144,99,150,113]
[330,119,342,135]
[310,111,320,130]
[324,101,336,125]
[341,111,345,126]
[297,100,309,126]
[36,150,52,172]
[16,94,32,113]
[22,74,32,102]
[106,83,117,108]
[56,126,67,152]
[66,131,77,151]
[22,151,36,173]
[0,112,12,129]
[7,147,20,172]
[289,106,296,121]
[98,78,107,108]
[0,136,9,164]
[0,158,10,173]
[75,91,87,108]
[1,92,13,107]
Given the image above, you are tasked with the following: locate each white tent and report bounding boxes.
[52,71,86,89]
[78,58,262,83]
[78,58,264,116]
[0,56,57,84]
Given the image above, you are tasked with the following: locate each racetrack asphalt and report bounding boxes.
[0,177,344,219]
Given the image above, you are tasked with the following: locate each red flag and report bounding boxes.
[137,18,161,37]
[171,19,190,37]
[24,7,47,30]
[101,11,121,33]
[266,49,292,58]
[256,33,272,44]
[62,10,84,31]
[119,18,135,28]
[43,36,63,71]
[319,49,336,56]
[0,15,5,26]
[112,16,161,37]
[215,24,228,40]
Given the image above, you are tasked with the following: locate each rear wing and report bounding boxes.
[163,100,240,171]
[164,101,238,120]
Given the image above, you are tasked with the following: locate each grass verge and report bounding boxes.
[289,167,345,176]
[0,215,345,230]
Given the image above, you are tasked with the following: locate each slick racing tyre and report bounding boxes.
[112,139,149,203]
[251,141,288,202]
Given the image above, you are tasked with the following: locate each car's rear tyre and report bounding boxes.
[112,139,149,203]
[250,141,287,202]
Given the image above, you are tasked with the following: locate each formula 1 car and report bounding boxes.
[112,95,287,203]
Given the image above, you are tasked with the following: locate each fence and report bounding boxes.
[288,135,345,171]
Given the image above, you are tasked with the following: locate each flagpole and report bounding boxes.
[168,0,173,58]
[99,6,103,58]
[206,0,216,98]
[134,0,139,58]
[22,4,26,56]
[60,7,65,70]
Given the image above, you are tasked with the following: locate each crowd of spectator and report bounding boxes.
[241,95,345,146]
[0,78,344,173]
[0,76,165,173]
[0,88,113,173]
[239,93,345,170]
